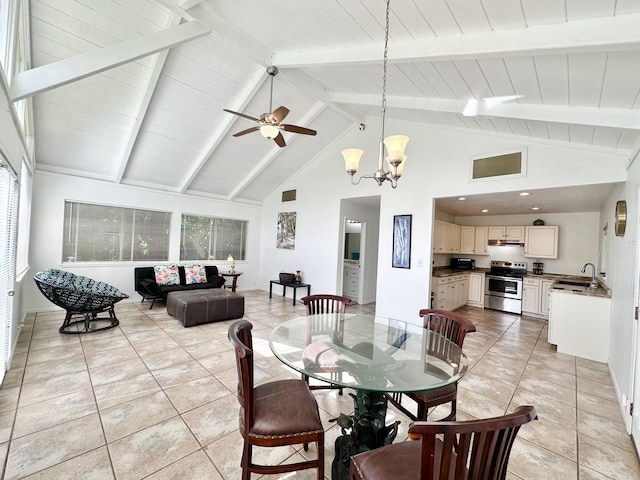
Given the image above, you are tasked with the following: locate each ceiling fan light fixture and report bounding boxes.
[260,124,279,139]
[343,0,409,189]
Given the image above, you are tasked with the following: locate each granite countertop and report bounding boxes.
[432,267,489,277]
[432,267,611,298]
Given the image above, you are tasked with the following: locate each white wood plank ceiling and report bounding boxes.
[16,0,640,204]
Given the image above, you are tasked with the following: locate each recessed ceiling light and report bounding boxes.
[519,192,530,196]
[532,207,540,210]
[458,197,466,201]
[481,209,488,213]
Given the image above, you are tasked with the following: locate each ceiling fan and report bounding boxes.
[223,66,317,147]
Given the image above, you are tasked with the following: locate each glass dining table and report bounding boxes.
[269,313,469,480]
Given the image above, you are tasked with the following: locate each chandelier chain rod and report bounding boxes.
[380,0,391,143]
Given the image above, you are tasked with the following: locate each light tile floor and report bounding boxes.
[1,290,639,479]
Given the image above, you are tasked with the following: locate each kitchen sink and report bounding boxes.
[556,280,592,287]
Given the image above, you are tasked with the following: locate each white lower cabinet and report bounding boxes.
[432,274,469,311]
[522,278,540,314]
[522,277,555,318]
[467,272,484,307]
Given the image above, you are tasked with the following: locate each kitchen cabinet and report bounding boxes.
[522,278,540,314]
[540,280,554,315]
[433,220,447,253]
[433,220,460,254]
[445,223,461,254]
[488,225,525,241]
[524,226,558,259]
[460,226,475,254]
[522,277,555,318]
[474,226,488,255]
[460,226,489,255]
[548,291,611,362]
[467,272,484,308]
[432,274,468,311]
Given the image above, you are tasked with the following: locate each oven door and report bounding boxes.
[484,275,523,300]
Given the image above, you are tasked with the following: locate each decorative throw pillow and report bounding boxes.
[184,264,207,284]
[154,264,179,286]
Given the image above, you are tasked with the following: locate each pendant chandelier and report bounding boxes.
[342,0,409,189]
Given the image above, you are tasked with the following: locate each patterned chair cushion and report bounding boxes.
[183,264,207,284]
[154,265,180,286]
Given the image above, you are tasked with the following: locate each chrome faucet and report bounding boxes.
[581,263,598,288]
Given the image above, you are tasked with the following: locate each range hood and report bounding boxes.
[488,239,525,246]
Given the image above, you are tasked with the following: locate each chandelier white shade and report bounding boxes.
[342,0,409,189]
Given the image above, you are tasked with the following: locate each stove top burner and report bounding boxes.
[489,260,528,278]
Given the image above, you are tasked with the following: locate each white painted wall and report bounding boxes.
[261,120,628,325]
[602,177,638,432]
[455,212,600,275]
[26,171,263,311]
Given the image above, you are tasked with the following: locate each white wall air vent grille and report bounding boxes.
[470,149,526,181]
[281,189,296,202]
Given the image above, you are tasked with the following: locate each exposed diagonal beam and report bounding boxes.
[10,21,210,101]
[274,13,640,68]
[178,68,268,193]
[228,100,327,201]
[330,93,640,130]
[114,14,181,184]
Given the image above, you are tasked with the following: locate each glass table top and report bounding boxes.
[269,313,469,393]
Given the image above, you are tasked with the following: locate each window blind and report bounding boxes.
[0,164,18,377]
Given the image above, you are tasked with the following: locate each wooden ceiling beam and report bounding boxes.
[331,93,640,131]
[10,21,210,101]
[274,13,640,68]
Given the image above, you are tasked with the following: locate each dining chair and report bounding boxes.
[300,294,351,394]
[350,405,537,480]
[386,308,476,421]
[228,320,325,480]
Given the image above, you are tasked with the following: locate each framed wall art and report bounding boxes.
[392,214,411,268]
[277,211,296,249]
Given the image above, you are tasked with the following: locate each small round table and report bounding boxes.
[221,272,242,292]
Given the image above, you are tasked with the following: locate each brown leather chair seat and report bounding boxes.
[248,379,324,439]
[350,440,456,480]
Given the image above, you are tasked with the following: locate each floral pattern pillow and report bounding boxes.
[154,264,180,286]
[184,264,207,284]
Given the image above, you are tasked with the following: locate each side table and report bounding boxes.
[269,280,311,305]
[221,272,243,292]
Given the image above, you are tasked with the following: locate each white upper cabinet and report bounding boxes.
[489,225,525,241]
[525,226,559,258]
[474,226,488,255]
[460,226,475,254]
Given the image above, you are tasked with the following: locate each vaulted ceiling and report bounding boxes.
[15,0,640,205]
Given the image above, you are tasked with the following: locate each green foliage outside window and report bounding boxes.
[180,214,247,261]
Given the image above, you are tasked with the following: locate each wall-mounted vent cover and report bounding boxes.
[470,148,526,181]
[281,189,296,202]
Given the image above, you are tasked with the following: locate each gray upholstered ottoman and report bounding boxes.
[166,290,244,327]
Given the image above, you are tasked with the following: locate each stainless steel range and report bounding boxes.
[484,261,528,314]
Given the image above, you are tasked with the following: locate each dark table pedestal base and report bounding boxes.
[331,390,400,480]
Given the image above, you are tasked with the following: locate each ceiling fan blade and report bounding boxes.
[271,106,289,123]
[281,124,317,136]
[273,132,286,147]
[232,126,260,137]
[223,109,260,122]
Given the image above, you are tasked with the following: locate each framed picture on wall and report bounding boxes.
[277,211,296,249]
[392,214,411,269]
